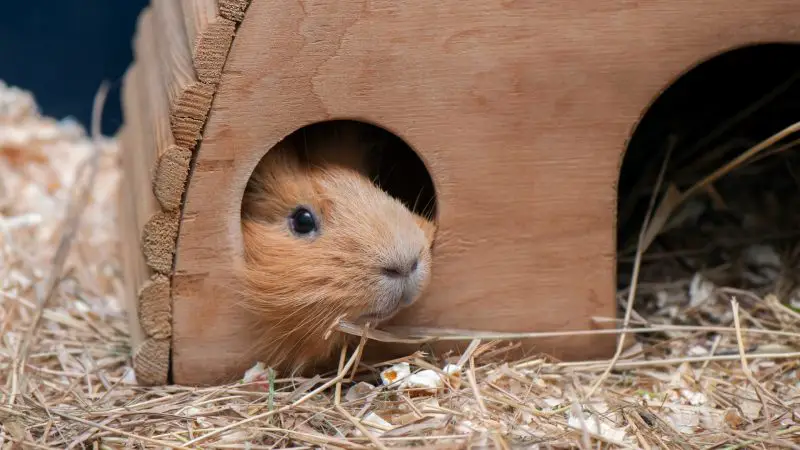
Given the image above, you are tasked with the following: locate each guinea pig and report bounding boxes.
[237,122,436,374]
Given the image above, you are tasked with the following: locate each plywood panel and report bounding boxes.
[169,0,798,385]
[118,0,250,385]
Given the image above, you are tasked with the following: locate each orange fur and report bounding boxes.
[238,125,436,374]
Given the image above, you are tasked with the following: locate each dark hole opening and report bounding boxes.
[272,120,438,222]
[617,43,800,314]
[359,122,438,221]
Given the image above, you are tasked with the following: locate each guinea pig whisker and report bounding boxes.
[411,189,423,214]
[268,301,319,330]
[293,306,331,331]
[282,313,341,362]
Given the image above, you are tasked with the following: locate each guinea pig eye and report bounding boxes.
[289,207,317,236]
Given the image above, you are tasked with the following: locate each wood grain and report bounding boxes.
[218,0,249,22]
[118,25,159,355]
[153,147,192,211]
[181,0,218,54]
[169,0,800,385]
[119,7,180,386]
[132,338,170,386]
[182,0,238,85]
[138,274,172,340]
[118,0,251,385]
[116,122,146,350]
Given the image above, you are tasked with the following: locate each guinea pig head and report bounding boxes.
[239,142,435,372]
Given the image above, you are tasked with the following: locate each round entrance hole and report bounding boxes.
[235,119,438,374]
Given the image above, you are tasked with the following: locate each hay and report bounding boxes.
[0,79,799,449]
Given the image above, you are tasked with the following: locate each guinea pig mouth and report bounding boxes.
[354,285,419,324]
[355,309,398,324]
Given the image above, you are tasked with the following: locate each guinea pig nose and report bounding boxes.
[382,257,419,278]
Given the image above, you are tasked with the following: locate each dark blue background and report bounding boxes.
[0,1,148,136]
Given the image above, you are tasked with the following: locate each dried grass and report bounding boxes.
[0,78,798,450]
